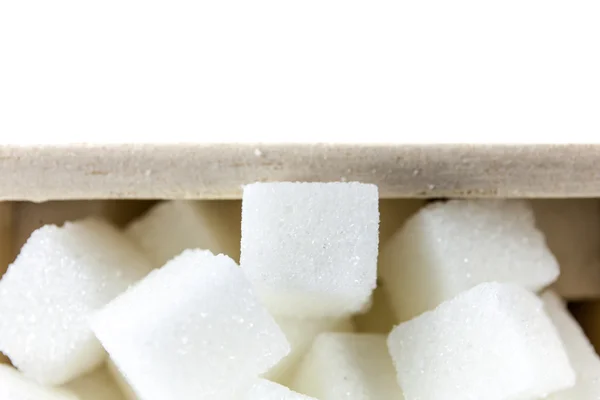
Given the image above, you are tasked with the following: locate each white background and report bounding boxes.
[1,1,598,144]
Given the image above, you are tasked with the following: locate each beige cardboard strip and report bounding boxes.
[1,143,599,200]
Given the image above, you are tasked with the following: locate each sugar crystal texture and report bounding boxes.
[265,316,354,384]
[387,282,575,400]
[239,379,316,400]
[126,200,241,266]
[0,218,154,384]
[63,366,126,400]
[0,364,79,400]
[380,199,559,321]
[532,200,600,299]
[542,291,600,399]
[91,249,290,400]
[291,333,404,400]
[241,182,379,317]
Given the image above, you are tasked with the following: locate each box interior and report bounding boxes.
[1,197,599,367]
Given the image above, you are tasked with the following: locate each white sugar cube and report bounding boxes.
[239,379,316,400]
[126,200,241,267]
[542,291,600,374]
[241,182,379,317]
[107,361,139,400]
[13,200,151,251]
[380,199,559,321]
[387,282,575,400]
[63,367,126,400]
[542,291,600,399]
[265,317,354,384]
[0,219,153,384]
[0,364,79,400]
[532,200,600,299]
[291,333,404,400]
[92,249,290,400]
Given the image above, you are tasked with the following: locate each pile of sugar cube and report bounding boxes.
[1,183,600,400]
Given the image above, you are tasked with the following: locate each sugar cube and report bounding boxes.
[532,200,600,299]
[291,333,403,400]
[265,316,354,384]
[91,249,290,400]
[241,182,379,317]
[387,282,574,400]
[542,291,600,399]
[63,366,126,400]
[13,200,153,252]
[107,361,139,400]
[0,219,153,384]
[126,200,241,267]
[0,364,79,400]
[380,199,559,321]
[239,379,316,400]
[542,291,600,374]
